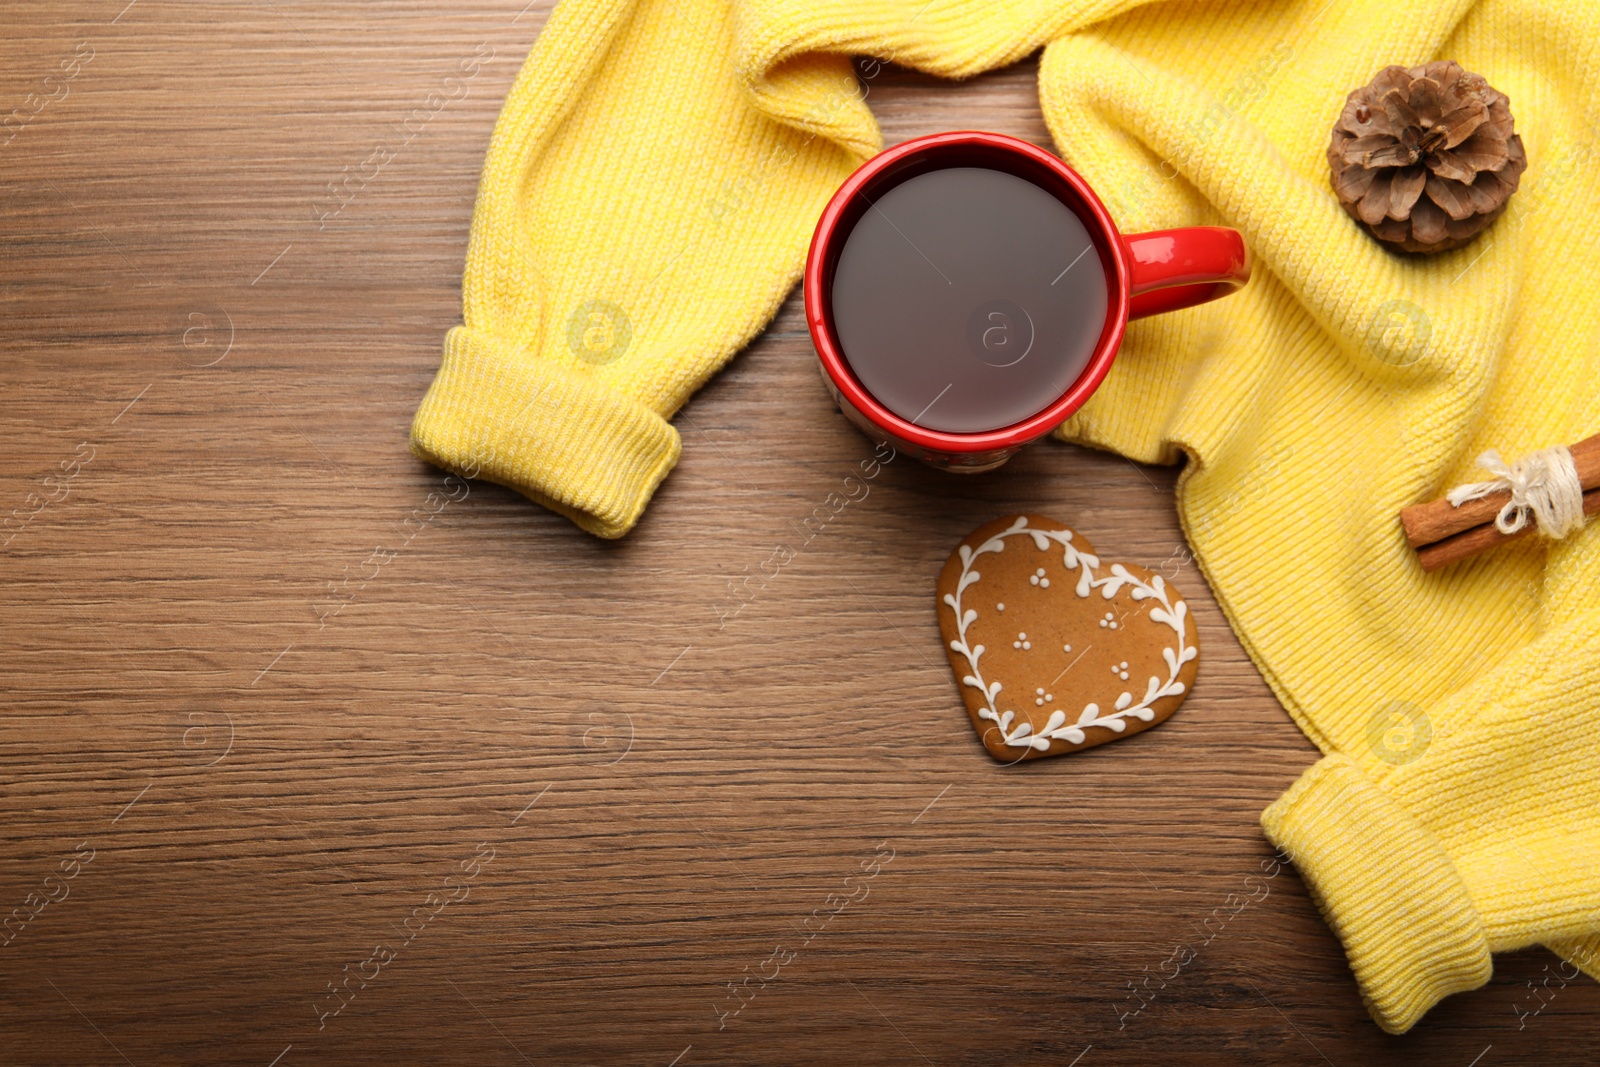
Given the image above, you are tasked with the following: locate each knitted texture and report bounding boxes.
[411,0,1600,1030]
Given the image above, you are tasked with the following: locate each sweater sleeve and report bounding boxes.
[1261,605,1600,1032]
[410,0,878,537]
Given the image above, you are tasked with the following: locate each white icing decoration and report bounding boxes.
[941,516,1196,753]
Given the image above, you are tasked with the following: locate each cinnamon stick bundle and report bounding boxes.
[1401,433,1600,571]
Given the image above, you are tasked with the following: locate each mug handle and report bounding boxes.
[1123,227,1251,320]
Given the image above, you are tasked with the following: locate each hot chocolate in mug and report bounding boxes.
[805,131,1251,471]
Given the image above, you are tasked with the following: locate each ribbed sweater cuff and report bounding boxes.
[1260,754,1492,1034]
[411,326,681,539]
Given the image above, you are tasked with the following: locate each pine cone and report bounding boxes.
[1329,61,1526,254]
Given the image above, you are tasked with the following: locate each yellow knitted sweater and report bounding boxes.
[410,0,1600,1033]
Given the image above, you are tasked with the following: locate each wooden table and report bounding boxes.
[3,4,1593,1064]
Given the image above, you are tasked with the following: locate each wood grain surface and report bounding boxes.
[2,4,1595,1065]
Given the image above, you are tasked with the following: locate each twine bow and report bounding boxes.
[1447,446,1587,539]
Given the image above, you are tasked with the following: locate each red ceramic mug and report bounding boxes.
[804,131,1251,471]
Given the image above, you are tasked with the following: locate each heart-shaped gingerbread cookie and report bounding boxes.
[937,515,1199,762]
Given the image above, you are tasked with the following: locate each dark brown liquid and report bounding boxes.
[830,167,1108,433]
